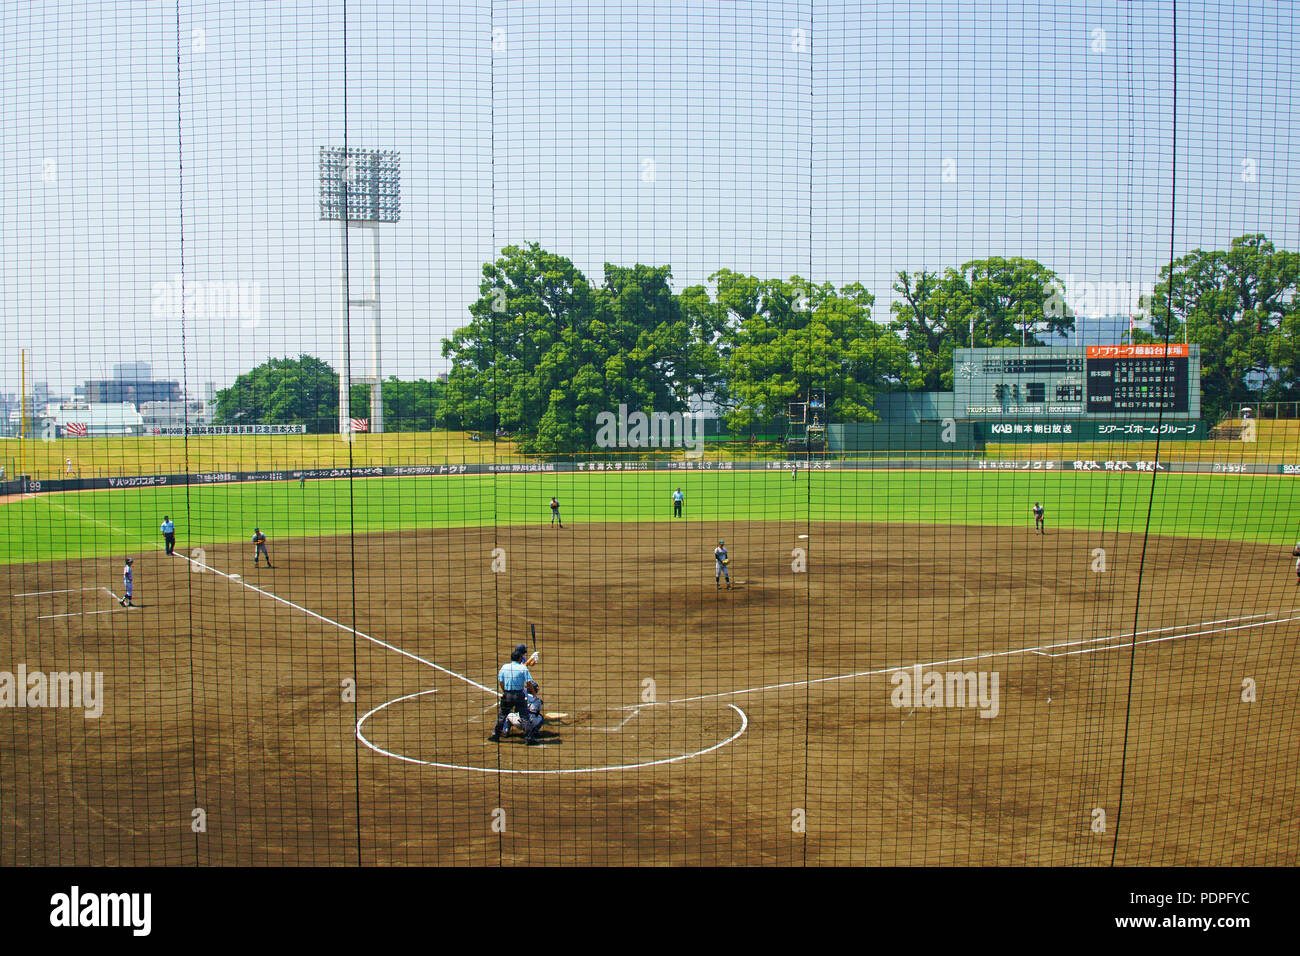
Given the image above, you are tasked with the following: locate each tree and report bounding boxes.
[890,258,1072,390]
[722,275,914,430]
[350,377,445,431]
[1136,234,1300,422]
[441,245,714,453]
[213,355,339,432]
[440,243,598,440]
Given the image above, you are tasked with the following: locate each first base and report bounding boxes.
[230,573,241,580]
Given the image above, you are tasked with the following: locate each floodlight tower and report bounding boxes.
[318,147,400,439]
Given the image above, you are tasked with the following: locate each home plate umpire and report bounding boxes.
[490,643,538,745]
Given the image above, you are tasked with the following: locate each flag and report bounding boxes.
[349,418,369,433]
[65,422,87,437]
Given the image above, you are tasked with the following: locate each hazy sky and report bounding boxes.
[2,0,1295,395]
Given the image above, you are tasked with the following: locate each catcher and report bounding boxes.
[714,539,732,589]
[505,679,546,741]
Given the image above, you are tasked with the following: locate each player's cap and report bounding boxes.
[125,558,133,564]
[511,643,528,662]
[718,539,725,547]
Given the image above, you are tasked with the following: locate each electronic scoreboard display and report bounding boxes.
[1084,345,1189,414]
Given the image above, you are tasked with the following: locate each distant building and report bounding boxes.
[38,402,143,437]
[84,378,180,404]
[114,361,152,380]
[139,400,214,431]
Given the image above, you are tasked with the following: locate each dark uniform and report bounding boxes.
[491,644,538,744]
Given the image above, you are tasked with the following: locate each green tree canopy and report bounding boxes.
[214,354,339,432]
[720,274,914,430]
[890,257,1073,390]
[441,244,717,453]
[1136,234,1300,422]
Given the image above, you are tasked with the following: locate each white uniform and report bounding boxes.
[714,545,730,582]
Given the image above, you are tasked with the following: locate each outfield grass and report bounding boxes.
[3,468,1298,564]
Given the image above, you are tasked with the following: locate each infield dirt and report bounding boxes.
[2,518,1295,864]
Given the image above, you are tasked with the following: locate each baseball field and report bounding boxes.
[2,463,1298,865]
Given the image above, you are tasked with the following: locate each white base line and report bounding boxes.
[174,553,497,696]
[14,587,103,598]
[659,607,1299,706]
[1046,613,1300,658]
[596,706,643,732]
[39,607,128,620]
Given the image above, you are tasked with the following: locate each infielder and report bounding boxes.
[119,558,135,607]
[1032,502,1045,534]
[161,515,176,555]
[550,496,563,528]
[672,487,684,518]
[1293,542,1300,585]
[252,527,273,567]
[714,539,732,589]
[490,644,538,745]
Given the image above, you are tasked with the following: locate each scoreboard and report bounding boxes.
[1084,345,1189,413]
[953,344,1199,420]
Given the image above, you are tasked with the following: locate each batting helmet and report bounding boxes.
[511,643,528,663]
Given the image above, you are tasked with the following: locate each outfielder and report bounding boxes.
[550,496,563,528]
[714,539,731,589]
[491,644,538,745]
[1032,502,1045,534]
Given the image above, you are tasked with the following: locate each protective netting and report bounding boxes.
[1,1,1296,866]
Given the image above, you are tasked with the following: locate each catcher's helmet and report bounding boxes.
[511,643,528,663]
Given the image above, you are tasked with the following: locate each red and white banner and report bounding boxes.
[349,418,369,433]
[64,422,88,437]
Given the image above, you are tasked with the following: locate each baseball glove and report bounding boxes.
[722,557,730,565]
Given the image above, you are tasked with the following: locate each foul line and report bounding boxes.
[174,553,497,695]
[658,607,1299,705]
[14,587,103,598]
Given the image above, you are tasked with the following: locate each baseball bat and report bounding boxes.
[526,622,539,665]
